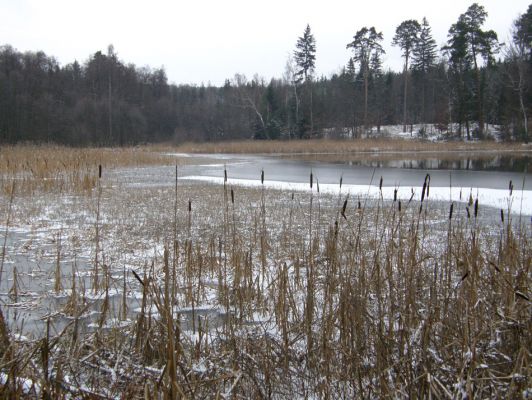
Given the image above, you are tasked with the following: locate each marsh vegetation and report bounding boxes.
[0,145,530,399]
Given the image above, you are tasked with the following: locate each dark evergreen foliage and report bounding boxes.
[0,3,530,145]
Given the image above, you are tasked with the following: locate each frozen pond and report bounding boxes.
[1,150,531,339]
[159,152,532,190]
[165,152,532,214]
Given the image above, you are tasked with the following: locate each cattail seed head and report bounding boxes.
[449,202,454,220]
[98,164,102,179]
[341,198,348,219]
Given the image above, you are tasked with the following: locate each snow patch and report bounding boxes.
[181,175,532,215]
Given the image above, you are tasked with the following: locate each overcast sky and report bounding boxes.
[0,0,529,86]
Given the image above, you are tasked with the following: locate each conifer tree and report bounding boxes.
[392,19,421,132]
[347,27,385,132]
[445,3,500,137]
[294,24,316,136]
[505,4,532,141]
[412,17,437,126]
[294,24,316,83]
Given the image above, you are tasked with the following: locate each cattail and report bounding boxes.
[509,180,513,196]
[449,202,454,220]
[425,174,431,198]
[231,188,234,204]
[421,181,427,203]
[132,270,144,286]
[341,198,348,219]
[98,164,102,179]
[261,169,264,185]
[500,209,504,223]
[393,188,397,202]
[398,200,402,212]
[339,175,343,189]
[379,176,383,191]
[316,178,320,193]
[474,198,479,218]
[188,199,192,212]
[310,171,313,189]
[224,167,227,183]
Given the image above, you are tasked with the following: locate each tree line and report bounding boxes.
[0,2,530,145]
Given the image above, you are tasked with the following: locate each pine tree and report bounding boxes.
[347,27,385,132]
[294,24,316,83]
[413,18,437,73]
[412,17,437,127]
[294,24,317,136]
[445,3,500,137]
[513,4,532,61]
[346,58,356,80]
[392,19,421,132]
[505,5,532,142]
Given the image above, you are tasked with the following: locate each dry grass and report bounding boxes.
[174,138,532,155]
[0,149,530,398]
[0,145,179,194]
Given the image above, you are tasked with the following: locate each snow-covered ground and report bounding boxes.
[324,123,504,141]
[0,151,530,398]
[182,175,532,216]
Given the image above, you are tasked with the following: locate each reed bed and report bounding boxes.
[0,154,530,399]
[174,138,532,155]
[0,145,179,195]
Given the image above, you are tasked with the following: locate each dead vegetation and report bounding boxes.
[0,145,178,194]
[174,138,532,155]
[0,149,530,399]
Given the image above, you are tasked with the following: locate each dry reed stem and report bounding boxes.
[0,152,529,398]
[174,138,532,155]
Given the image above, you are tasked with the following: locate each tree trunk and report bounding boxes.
[402,57,408,133]
[294,83,299,139]
[519,86,528,143]
[476,68,484,136]
[108,75,113,145]
[309,81,313,136]
[364,71,368,133]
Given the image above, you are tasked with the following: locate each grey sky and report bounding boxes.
[0,0,529,86]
